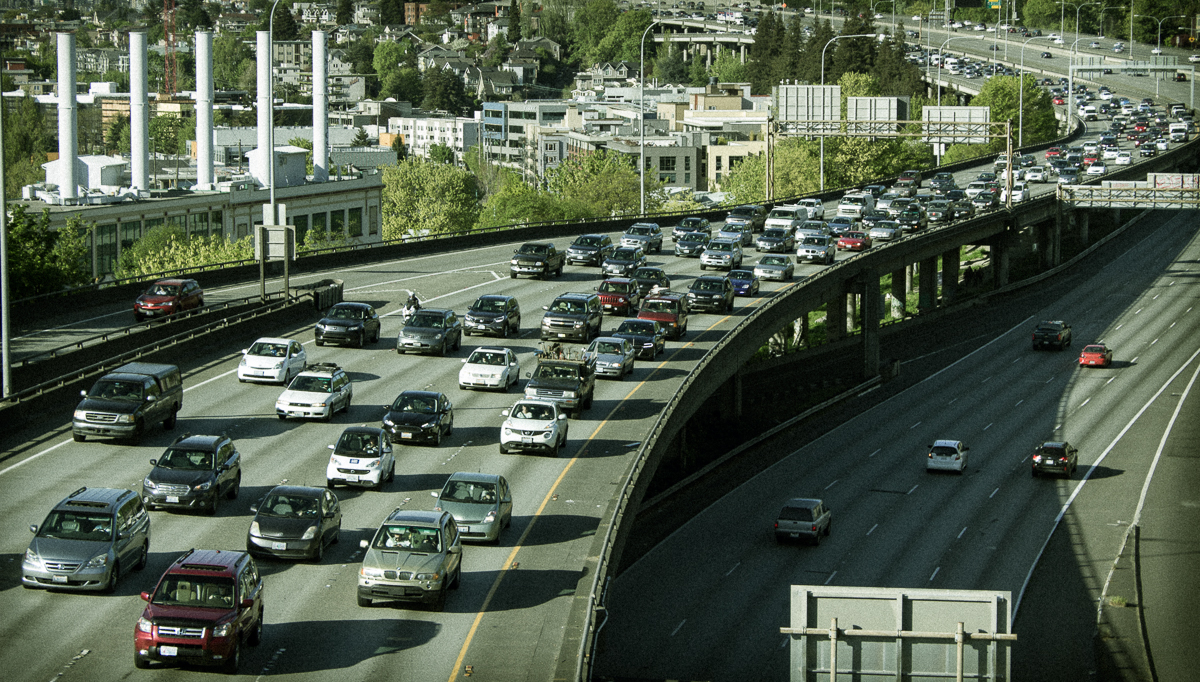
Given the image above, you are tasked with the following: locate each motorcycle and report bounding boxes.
[401,293,421,324]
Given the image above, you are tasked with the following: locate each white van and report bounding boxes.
[764,205,809,231]
[837,193,875,219]
[1077,105,1098,121]
[1169,122,1190,141]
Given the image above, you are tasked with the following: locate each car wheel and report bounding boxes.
[454,333,462,351]
[372,328,380,343]
[73,433,85,442]
[248,611,263,646]
[557,264,564,277]
[812,531,821,546]
[438,340,446,357]
[1031,468,1038,478]
[357,593,372,607]
[356,331,364,348]
[103,561,119,594]
[164,409,178,430]
[699,263,706,270]
[222,641,241,675]
[227,473,241,500]
[312,537,325,563]
[432,587,447,612]
[315,339,324,347]
[387,460,395,483]
[134,543,149,571]
[327,479,337,489]
[433,429,442,447]
[464,328,473,337]
[453,564,463,587]
[343,394,351,414]
[825,520,832,536]
[499,443,509,454]
[207,494,219,516]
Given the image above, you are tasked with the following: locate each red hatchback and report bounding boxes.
[1044,147,1062,158]
[135,549,264,673]
[836,231,873,252]
[133,278,204,322]
[1078,344,1113,367]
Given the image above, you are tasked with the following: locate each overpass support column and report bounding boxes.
[705,45,713,67]
[941,248,961,305]
[846,292,858,332]
[861,271,881,378]
[740,44,746,63]
[990,231,1010,288]
[827,291,848,342]
[906,263,915,293]
[917,256,938,311]
[891,268,907,319]
[1079,210,1089,244]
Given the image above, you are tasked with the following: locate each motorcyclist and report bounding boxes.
[403,293,421,321]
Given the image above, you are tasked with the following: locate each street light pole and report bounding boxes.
[1074,2,1100,56]
[820,33,877,191]
[639,20,660,216]
[268,0,281,228]
[1019,36,1053,147]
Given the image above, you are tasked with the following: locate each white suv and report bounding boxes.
[499,400,569,456]
[275,362,353,421]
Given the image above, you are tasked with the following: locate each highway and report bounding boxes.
[596,208,1200,680]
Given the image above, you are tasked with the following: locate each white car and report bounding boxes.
[326,427,394,489]
[796,198,825,220]
[1025,166,1046,182]
[238,337,307,384]
[1151,47,1163,55]
[458,347,520,391]
[1115,151,1133,165]
[499,399,569,456]
[1054,37,1065,44]
[1156,138,1170,151]
[973,23,986,31]
[1099,90,1113,100]
[1003,182,1029,202]
[926,439,969,473]
[1086,161,1107,176]
[275,363,353,421]
[1190,54,1200,63]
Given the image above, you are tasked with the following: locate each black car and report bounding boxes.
[396,309,463,355]
[672,216,712,240]
[631,266,671,298]
[381,390,454,445]
[464,294,520,338]
[896,207,927,230]
[724,204,767,232]
[142,434,242,515]
[687,275,735,314]
[950,200,976,219]
[674,231,710,257]
[754,227,795,252]
[944,189,968,203]
[926,200,953,223]
[246,486,342,561]
[601,246,647,277]
[315,302,381,348]
[611,319,667,359]
[858,208,890,229]
[565,234,615,266]
[1140,145,1158,156]
[1031,441,1079,478]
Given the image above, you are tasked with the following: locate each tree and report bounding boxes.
[107,117,130,154]
[4,94,48,198]
[379,0,404,25]
[381,159,481,238]
[971,75,1057,153]
[545,148,662,216]
[509,0,522,41]
[115,224,253,279]
[688,53,709,86]
[336,0,353,26]
[429,144,455,164]
[653,42,688,85]
[4,205,94,298]
[747,11,785,93]
[710,51,746,84]
[178,0,213,30]
[391,135,408,161]
[570,0,622,65]
[479,174,592,227]
[590,8,653,64]
[422,67,471,114]
[263,5,300,41]
[351,127,371,146]
[483,32,511,68]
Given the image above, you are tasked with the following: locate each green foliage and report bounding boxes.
[570,0,622,66]
[299,219,348,256]
[262,5,300,41]
[483,32,512,68]
[288,137,314,173]
[545,148,662,216]
[710,51,746,84]
[970,75,1057,153]
[509,0,522,41]
[381,158,481,238]
[4,206,95,298]
[115,225,253,279]
[351,127,371,146]
[336,0,353,26]
[591,8,653,64]
[429,144,455,164]
[379,0,404,26]
[422,67,473,114]
[653,42,688,85]
[4,94,48,198]
[149,114,194,155]
[478,174,591,227]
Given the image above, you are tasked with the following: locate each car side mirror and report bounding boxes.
[430,491,439,498]
[250,503,258,513]
[558,414,567,420]
[141,591,152,602]
[30,524,37,534]
[510,361,518,366]
[146,394,157,402]
[359,539,370,549]
[449,544,462,554]
[501,410,510,417]
[542,305,549,311]
[241,349,249,355]
[461,358,468,363]
[324,511,336,518]
[80,389,87,398]
[149,459,158,466]
[328,444,335,450]
[524,372,531,378]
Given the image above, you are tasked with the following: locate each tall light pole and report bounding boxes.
[268,0,281,226]
[819,33,877,191]
[1019,35,1053,147]
[1134,14,1188,57]
[639,19,660,216]
[870,0,896,37]
[936,35,985,105]
[1073,2,1100,55]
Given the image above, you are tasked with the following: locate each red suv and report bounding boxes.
[135,549,264,673]
[133,278,204,322]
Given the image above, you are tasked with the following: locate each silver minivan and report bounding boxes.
[23,487,150,592]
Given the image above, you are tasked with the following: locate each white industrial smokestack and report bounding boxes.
[313,30,329,182]
[196,31,214,189]
[57,32,77,202]
[256,30,272,187]
[130,31,148,191]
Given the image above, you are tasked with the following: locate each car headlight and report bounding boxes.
[503,428,513,436]
[562,391,576,398]
[365,458,380,469]
[423,420,438,429]
[612,362,622,368]
[415,572,440,581]
[136,617,154,634]
[143,477,155,489]
[115,414,134,424]
[301,525,318,540]
[511,259,519,265]
[212,622,233,638]
[249,521,261,536]
[573,322,583,328]
[383,417,394,426]
[73,409,87,420]
[86,554,109,569]
[484,511,497,523]
[360,566,385,578]
[271,362,283,370]
[314,402,327,408]
[195,481,212,491]
[239,358,248,367]
[434,333,443,340]
[24,548,41,568]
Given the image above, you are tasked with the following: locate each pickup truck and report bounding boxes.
[1032,320,1072,350]
[524,348,596,418]
[73,362,183,442]
[510,242,565,279]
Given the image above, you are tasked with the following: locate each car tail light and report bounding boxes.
[773,522,779,529]
[811,524,818,532]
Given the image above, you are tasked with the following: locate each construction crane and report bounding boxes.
[163,0,177,98]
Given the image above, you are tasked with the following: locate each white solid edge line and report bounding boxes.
[1012,345,1200,621]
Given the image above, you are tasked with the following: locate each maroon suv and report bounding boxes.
[133,278,204,322]
[595,277,641,316]
[135,549,264,673]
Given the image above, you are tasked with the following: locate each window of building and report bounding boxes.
[145,216,164,233]
[715,172,722,184]
[120,220,141,250]
[348,207,363,237]
[331,209,345,236]
[684,173,690,183]
[659,173,676,184]
[211,210,223,238]
[715,156,722,171]
[97,223,118,276]
[685,156,691,171]
[659,157,676,172]
[311,212,327,240]
[369,206,378,236]
[293,214,308,245]
[729,156,744,170]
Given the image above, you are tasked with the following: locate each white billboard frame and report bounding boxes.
[922,105,991,145]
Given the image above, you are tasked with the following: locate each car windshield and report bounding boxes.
[611,248,638,260]
[152,577,235,608]
[599,281,631,294]
[467,350,507,366]
[1038,445,1067,457]
[441,480,497,505]
[802,237,827,246]
[708,242,732,252]
[641,299,675,313]
[931,446,958,456]
[147,283,180,296]
[158,447,215,470]
[844,232,865,240]
[409,312,444,328]
[803,221,825,230]
[517,244,548,255]
[763,229,788,238]
[778,505,814,522]
[1083,345,1106,353]
[680,233,708,244]
[471,297,505,313]
[693,279,724,292]
[37,510,114,541]
[680,218,703,228]
[761,256,787,265]
[550,300,585,314]
[289,375,332,393]
[247,341,287,357]
[729,269,754,280]
[593,341,624,355]
[87,379,144,401]
[573,236,602,247]
[510,402,556,420]
[627,226,653,236]
[259,492,321,519]
[728,207,754,217]
[616,321,656,335]
[329,306,365,320]
[391,394,437,413]
[633,269,661,280]
[335,431,381,455]
[767,210,796,219]
[375,524,442,552]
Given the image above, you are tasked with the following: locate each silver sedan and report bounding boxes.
[582,337,637,379]
[753,255,796,281]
